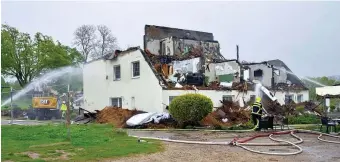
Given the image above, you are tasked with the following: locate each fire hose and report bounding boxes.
[129,129,340,156]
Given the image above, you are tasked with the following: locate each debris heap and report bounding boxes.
[96,107,145,128]
[201,100,251,127]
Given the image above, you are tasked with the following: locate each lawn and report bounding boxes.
[1,124,163,162]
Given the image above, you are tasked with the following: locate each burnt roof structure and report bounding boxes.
[266,59,306,87]
[144,25,214,42]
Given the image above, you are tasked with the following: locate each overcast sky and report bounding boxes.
[2,1,340,77]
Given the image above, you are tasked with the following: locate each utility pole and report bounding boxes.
[10,87,13,124]
[66,84,71,140]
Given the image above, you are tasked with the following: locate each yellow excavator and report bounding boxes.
[27,87,62,120]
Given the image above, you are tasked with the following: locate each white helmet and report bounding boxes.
[63,101,66,104]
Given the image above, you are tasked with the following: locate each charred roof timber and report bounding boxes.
[144,25,215,41]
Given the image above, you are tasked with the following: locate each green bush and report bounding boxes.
[288,114,321,124]
[330,105,336,112]
[296,106,305,114]
[169,93,213,124]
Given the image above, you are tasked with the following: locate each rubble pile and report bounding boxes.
[201,100,251,127]
[297,101,323,116]
[264,100,324,123]
[96,107,145,128]
[272,83,307,91]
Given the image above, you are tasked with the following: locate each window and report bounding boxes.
[250,95,256,103]
[113,65,121,80]
[111,97,122,107]
[132,61,140,78]
[297,95,303,103]
[254,69,263,77]
[222,95,234,102]
[285,95,293,104]
[169,96,177,104]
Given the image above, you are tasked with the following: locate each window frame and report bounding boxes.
[113,65,121,81]
[222,95,234,102]
[285,94,294,104]
[250,95,256,103]
[297,94,303,103]
[131,61,140,78]
[111,97,122,107]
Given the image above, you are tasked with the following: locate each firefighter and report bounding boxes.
[251,97,263,131]
[60,101,67,119]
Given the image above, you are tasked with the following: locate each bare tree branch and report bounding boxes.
[94,25,118,59]
[73,25,96,63]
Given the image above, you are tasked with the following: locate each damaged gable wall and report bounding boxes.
[105,49,163,112]
[246,64,273,87]
[83,49,164,113]
[144,25,224,62]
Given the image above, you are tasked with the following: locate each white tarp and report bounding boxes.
[126,112,171,126]
[316,86,340,96]
[146,112,171,124]
[126,112,156,126]
[173,57,200,74]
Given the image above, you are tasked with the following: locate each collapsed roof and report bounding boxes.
[101,25,309,92]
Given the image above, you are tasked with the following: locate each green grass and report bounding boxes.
[297,125,340,133]
[1,124,162,162]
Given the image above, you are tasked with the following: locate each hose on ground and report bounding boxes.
[236,132,303,156]
[129,135,231,145]
[129,129,339,156]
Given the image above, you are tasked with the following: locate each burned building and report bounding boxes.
[83,25,309,113]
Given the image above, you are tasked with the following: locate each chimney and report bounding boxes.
[236,45,239,62]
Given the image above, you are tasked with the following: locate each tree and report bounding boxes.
[95,25,118,58]
[1,24,83,87]
[73,25,96,63]
[73,24,119,62]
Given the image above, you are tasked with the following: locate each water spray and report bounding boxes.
[1,66,82,107]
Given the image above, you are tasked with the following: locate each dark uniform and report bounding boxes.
[251,100,263,131]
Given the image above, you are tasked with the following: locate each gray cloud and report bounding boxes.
[2,1,339,77]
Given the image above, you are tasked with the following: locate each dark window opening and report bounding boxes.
[222,95,234,102]
[254,69,263,77]
[285,95,293,104]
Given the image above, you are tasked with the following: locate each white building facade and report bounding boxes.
[83,47,309,113]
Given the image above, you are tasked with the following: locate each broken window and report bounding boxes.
[169,96,177,104]
[113,65,121,80]
[132,61,140,77]
[297,95,303,103]
[222,95,234,102]
[254,69,263,77]
[285,95,293,104]
[111,97,122,107]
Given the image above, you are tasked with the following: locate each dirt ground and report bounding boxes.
[109,131,340,162]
